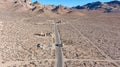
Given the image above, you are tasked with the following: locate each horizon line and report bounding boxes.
[31,0,120,7]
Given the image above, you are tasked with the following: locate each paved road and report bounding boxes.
[54,22,63,67]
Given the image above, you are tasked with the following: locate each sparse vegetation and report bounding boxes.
[0,0,120,67]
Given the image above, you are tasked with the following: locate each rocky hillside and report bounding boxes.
[1,0,120,14]
[0,0,36,12]
[0,0,85,16]
[52,5,69,14]
[73,0,120,13]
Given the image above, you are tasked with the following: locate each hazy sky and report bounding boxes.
[31,0,118,7]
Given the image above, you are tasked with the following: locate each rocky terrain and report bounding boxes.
[0,0,120,67]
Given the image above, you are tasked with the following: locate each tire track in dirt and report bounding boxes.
[68,22,119,67]
[0,21,4,66]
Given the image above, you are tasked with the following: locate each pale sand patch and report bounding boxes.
[0,22,3,30]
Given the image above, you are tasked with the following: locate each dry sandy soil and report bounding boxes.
[0,7,120,67]
[59,11,120,67]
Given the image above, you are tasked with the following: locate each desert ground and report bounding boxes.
[59,11,120,67]
[0,7,120,67]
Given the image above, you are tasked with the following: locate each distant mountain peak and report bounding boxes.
[52,5,69,14]
[73,0,120,13]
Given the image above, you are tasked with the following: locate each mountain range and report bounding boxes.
[73,0,120,13]
[0,0,120,15]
